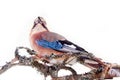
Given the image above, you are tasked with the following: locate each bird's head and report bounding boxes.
[31,17,48,34]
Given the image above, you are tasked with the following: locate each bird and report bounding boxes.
[29,17,104,66]
[30,17,87,54]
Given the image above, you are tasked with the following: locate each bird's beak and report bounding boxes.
[32,17,48,30]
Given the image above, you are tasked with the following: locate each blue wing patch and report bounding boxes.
[36,39,63,50]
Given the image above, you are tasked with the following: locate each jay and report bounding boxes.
[29,17,104,66]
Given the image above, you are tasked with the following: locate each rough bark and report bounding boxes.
[0,47,120,80]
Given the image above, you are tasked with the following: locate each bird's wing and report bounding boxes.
[36,31,88,53]
[41,31,66,42]
[58,40,88,53]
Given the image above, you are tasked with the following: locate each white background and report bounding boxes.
[0,0,120,80]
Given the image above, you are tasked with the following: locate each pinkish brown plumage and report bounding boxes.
[29,17,88,64]
[30,31,65,57]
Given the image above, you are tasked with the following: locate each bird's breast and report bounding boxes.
[30,33,64,57]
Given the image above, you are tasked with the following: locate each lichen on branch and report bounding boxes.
[0,47,120,80]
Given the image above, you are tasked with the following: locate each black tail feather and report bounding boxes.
[59,40,88,53]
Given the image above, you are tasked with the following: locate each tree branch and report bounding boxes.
[0,46,120,80]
